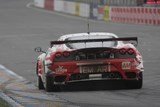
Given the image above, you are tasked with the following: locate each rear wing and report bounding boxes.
[50,37,138,47]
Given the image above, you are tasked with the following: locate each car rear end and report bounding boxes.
[47,47,142,88]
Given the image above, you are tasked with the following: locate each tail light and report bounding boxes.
[55,51,71,58]
[55,52,62,58]
[115,48,136,59]
[119,48,126,55]
[63,51,70,57]
[127,48,135,55]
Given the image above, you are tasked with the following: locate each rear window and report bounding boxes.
[65,35,117,49]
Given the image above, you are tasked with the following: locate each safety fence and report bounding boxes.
[147,0,160,5]
[34,0,160,25]
[111,7,160,25]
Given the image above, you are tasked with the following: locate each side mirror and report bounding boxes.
[34,47,45,53]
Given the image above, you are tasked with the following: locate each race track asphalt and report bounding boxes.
[0,0,160,106]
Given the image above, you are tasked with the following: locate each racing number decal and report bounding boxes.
[122,62,131,70]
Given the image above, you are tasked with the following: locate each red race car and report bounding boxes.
[35,32,144,92]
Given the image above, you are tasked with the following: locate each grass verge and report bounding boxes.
[0,97,10,107]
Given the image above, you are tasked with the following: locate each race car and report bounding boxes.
[35,32,144,92]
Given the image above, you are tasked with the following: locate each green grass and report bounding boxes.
[0,97,10,107]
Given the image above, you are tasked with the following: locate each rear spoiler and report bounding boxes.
[50,37,138,47]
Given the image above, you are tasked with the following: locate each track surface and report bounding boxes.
[0,0,160,106]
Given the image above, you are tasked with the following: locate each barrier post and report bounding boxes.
[104,5,110,21]
[75,3,80,16]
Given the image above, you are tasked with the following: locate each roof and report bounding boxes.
[59,32,118,41]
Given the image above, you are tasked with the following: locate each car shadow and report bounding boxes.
[58,80,130,92]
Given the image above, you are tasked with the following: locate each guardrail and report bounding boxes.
[34,0,160,25]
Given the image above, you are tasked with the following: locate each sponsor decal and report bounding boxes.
[122,62,131,70]
[80,66,108,73]
[55,66,67,73]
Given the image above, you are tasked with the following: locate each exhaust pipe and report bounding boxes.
[109,73,115,78]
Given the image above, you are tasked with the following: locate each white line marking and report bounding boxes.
[0,65,23,79]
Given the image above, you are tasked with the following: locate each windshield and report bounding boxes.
[65,35,117,49]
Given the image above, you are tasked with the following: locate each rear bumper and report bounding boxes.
[48,71,142,85]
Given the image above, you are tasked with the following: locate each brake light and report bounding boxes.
[127,48,135,55]
[119,48,126,55]
[63,51,70,57]
[55,52,62,58]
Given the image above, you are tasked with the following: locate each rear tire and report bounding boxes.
[37,62,45,90]
[38,76,45,90]
[45,76,54,92]
[126,72,143,89]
